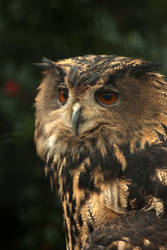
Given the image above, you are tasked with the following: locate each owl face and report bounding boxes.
[35,55,167,159]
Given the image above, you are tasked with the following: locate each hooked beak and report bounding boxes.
[72,103,82,136]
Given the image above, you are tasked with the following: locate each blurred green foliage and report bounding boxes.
[1,0,167,249]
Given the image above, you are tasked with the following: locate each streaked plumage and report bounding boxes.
[34,55,167,250]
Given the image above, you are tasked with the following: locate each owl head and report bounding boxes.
[35,55,167,162]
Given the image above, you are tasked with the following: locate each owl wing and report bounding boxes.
[83,210,167,250]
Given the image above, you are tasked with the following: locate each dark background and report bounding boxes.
[1,1,167,249]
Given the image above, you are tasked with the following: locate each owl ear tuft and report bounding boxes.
[33,57,58,71]
[131,61,164,77]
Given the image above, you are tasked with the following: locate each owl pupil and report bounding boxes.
[102,92,114,100]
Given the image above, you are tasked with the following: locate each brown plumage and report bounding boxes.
[84,210,167,249]
[34,55,167,250]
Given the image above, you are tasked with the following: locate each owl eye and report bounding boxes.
[95,90,118,106]
[58,88,68,105]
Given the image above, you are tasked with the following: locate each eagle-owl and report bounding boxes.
[34,55,167,250]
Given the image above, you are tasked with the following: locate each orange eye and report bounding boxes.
[95,90,117,106]
[58,88,68,104]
